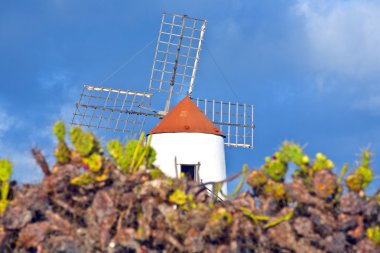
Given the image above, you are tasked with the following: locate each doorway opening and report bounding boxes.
[180,164,196,181]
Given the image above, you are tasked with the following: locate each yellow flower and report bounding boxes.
[302,155,310,164]
[316,153,325,161]
[169,189,187,205]
[326,160,334,169]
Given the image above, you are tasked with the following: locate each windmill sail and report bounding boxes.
[71,13,255,148]
[149,13,206,97]
[72,85,155,138]
[193,97,255,148]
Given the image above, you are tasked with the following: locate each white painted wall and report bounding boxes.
[149,132,227,195]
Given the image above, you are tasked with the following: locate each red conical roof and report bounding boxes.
[149,97,225,137]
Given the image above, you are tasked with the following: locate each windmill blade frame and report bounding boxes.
[72,85,157,139]
[149,13,206,112]
[193,97,255,149]
[70,13,255,148]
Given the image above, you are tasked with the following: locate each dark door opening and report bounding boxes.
[180,164,196,181]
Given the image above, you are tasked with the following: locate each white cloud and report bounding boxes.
[58,101,77,125]
[0,108,43,183]
[295,0,380,78]
[294,0,380,112]
[0,108,14,138]
[353,94,380,113]
[38,70,72,90]
[0,136,43,184]
[9,149,43,184]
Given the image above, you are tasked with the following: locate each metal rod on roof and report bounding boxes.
[235,102,238,145]
[165,15,187,113]
[189,22,206,96]
[251,104,254,147]
[204,98,207,117]
[243,104,246,146]
[220,100,223,132]
[212,99,215,121]
[228,102,231,145]
[181,19,196,95]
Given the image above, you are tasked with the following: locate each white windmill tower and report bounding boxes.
[148,96,227,194]
[71,13,255,196]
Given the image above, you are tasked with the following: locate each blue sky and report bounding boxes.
[1,0,379,193]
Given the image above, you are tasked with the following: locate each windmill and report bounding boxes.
[71,13,255,194]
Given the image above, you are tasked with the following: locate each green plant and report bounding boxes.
[261,142,308,181]
[346,150,373,192]
[126,134,156,172]
[92,137,104,155]
[149,168,164,180]
[367,226,380,245]
[55,142,71,164]
[82,153,102,172]
[345,174,363,193]
[133,135,155,173]
[116,156,130,172]
[0,160,12,182]
[127,134,145,172]
[263,181,286,201]
[168,189,187,206]
[0,160,12,214]
[51,122,107,186]
[71,132,157,186]
[107,139,123,160]
[70,127,94,157]
[239,207,269,224]
[107,133,156,174]
[312,152,334,172]
[355,151,373,188]
[263,159,287,182]
[280,142,304,165]
[53,121,66,142]
[220,164,249,199]
[210,208,232,224]
[264,209,295,228]
[247,169,268,190]
[167,189,198,210]
[70,172,93,186]
[53,121,71,164]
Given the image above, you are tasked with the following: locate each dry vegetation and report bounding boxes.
[0,122,379,252]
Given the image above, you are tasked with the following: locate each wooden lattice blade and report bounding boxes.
[72,85,158,139]
[192,97,255,149]
[149,13,206,96]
